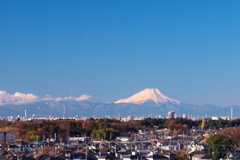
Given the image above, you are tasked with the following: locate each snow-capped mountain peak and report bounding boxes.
[115,88,180,105]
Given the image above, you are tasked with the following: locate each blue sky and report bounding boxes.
[1,0,240,106]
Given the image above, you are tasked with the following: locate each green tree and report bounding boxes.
[206,132,233,158]
[91,128,119,140]
[50,126,60,137]
[26,134,39,142]
[28,125,37,132]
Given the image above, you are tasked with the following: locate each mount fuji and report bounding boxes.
[115,88,180,105]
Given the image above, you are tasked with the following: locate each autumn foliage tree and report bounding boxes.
[37,146,53,155]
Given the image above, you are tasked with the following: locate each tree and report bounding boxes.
[201,119,205,129]
[37,146,52,155]
[91,128,119,140]
[26,134,39,142]
[50,126,60,137]
[206,132,233,158]
[175,149,188,160]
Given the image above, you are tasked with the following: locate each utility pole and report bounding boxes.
[55,146,57,157]
[67,130,69,146]
[86,146,88,160]
[55,133,57,142]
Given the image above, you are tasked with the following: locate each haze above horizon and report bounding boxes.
[1,1,240,106]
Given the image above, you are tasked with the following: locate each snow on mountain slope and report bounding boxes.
[115,88,180,105]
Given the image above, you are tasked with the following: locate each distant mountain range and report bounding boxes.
[0,88,238,118]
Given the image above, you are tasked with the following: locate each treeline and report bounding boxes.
[139,118,240,130]
[205,119,240,129]
[0,118,240,142]
[206,126,240,158]
[0,118,139,141]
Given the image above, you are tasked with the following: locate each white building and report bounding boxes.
[167,111,175,119]
[116,136,132,142]
[183,114,187,119]
[0,132,15,144]
[211,116,220,120]
[69,137,90,143]
[121,116,133,122]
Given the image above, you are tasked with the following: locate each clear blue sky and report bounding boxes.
[1,0,240,106]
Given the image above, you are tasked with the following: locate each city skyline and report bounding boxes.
[1,1,240,106]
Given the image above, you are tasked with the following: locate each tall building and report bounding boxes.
[183,114,187,119]
[168,111,175,118]
[0,132,15,144]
